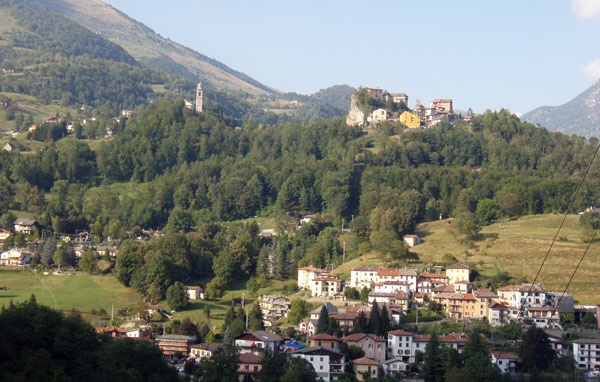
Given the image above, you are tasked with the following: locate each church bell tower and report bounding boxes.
[195,81,203,113]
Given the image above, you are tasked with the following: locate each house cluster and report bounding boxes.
[258,295,291,326]
[352,87,456,128]
[297,262,574,329]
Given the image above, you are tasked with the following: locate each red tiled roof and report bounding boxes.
[377,268,399,277]
[497,285,520,292]
[310,334,340,341]
[492,351,518,359]
[239,353,262,364]
[353,357,379,366]
[420,272,448,279]
[96,326,127,334]
[344,333,386,342]
[388,330,413,336]
[573,338,600,344]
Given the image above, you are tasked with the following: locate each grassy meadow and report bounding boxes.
[335,214,600,305]
[0,269,141,315]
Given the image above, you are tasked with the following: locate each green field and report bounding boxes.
[0,270,141,315]
[336,214,600,305]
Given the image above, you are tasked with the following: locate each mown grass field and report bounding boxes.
[0,269,141,314]
[335,214,600,305]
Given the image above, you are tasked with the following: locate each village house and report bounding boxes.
[388,92,408,104]
[186,285,205,300]
[418,272,449,295]
[190,343,220,359]
[368,108,388,123]
[430,98,453,114]
[310,303,340,320]
[383,357,411,377]
[373,280,411,295]
[95,245,117,259]
[349,267,379,289]
[0,229,11,241]
[402,234,421,246]
[155,334,196,359]
[367,88,385,100]
[445,262,470,285]
[387,330,467,364]
[343,333,386,365]
[573,338,600,370]
[297,266,328,289]
[291,347,345,382]
[330,312,357,331]
[13,218,36,235]
[95,326,128,338]
[310,334,342,350]
[488,302,510,326]
[350,267,418,292]
[309,274,342,297]
[259,295,291,323]
[497,283,549,309]
[353,357,379,381]
[235,330,283,354]
[3,142,14,152]
[299,319,319,336]
[492,351,519,374]
[399,112,421,128]
[0,249,30,266]
[237,353,262,380]
[368,291,410,309]
[521,306,561,329]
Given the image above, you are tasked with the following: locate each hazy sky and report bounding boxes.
[105,0,600,114]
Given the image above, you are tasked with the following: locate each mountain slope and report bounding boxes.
[17,0,275,95]
[522,81,600,138]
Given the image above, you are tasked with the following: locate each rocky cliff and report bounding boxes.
[346,94,365,126]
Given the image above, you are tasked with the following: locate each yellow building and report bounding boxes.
[445,262,470,285]
[400,111,421,128]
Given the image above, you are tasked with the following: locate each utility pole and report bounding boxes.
[341,218,344,232]
[343,241,346,263]
[416,304,418,326]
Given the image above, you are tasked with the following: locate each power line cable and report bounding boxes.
[494,140,600,363]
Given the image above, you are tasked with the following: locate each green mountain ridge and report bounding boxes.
[521,80,600,138]
[17,0,276,95]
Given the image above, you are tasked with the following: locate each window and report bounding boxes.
[320,366,323,370]
[310,357,313,361]
[320,357,323,362]
[245,365,249,370]
[254,366,258,372]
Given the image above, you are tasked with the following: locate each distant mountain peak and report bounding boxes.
[522,81,600,138]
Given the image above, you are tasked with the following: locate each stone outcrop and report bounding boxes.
[346,94,365,126]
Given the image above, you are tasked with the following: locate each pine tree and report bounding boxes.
[379,304,390,336]
[368,301,380,334]
[353,311,368,333]
[248,304,264,331]
[316,306,329,334]
[422,333,445,382]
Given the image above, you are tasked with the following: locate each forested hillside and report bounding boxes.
[0,0,174,110]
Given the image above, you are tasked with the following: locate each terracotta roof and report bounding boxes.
[388,330,413,336]
[353,357,379,366]
[344,333,386,342]
[463,293,476,301]
[413,334,431,342]
[310,333,341,341]
[492,351,519,359]
[191,343,220,351]
[420,272,448,279]
[398,269,418,276]
[518,284,545,293]
[236,330,283,342]
[404,234,419,238]
[489,302,509,310]
[239,353,262,364]
[95,326,127,334]
[332,312,356,320]
[377,268,399,277]
[573,338,600,344]
[446,262,470,270]
[439,333,467,343]
[497,285,520,292]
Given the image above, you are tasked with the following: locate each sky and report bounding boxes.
[104,0,600,115]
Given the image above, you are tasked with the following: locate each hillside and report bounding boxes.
[336,214,600,305]
[17,0,274,95]
[522,80,600,138]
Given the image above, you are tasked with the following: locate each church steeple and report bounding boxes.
[195,81,203,113]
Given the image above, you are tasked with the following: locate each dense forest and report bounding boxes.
[0,297,179,381]
[0,95,599,299]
